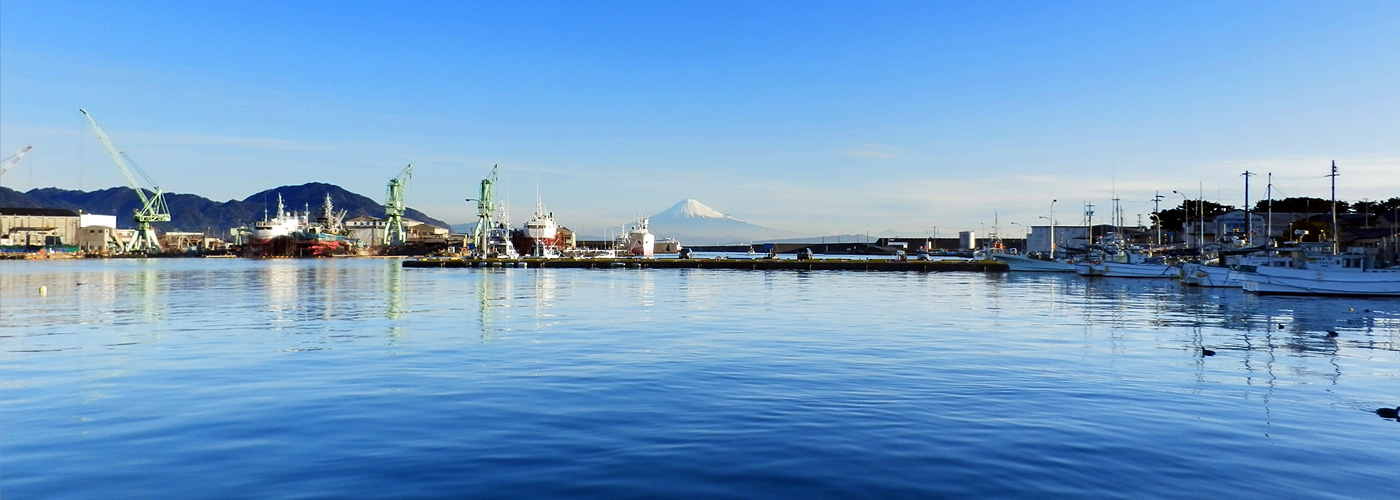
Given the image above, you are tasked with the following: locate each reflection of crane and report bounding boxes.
[383,164,412,246]
[81,109,171,253]
[0,146,34,186]
[466,165,499,255]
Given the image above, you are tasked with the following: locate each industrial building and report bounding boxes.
[0,208,80,246]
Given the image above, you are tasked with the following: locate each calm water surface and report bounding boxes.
[3,258,1398,499]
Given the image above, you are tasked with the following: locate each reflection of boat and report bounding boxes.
[625,217,655,257]
[1241,252,1400,296]
[990,253,1075,272]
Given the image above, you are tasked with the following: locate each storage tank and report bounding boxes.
[959,231,977,251]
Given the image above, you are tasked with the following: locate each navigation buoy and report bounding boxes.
[1377,407,1399,419]
[1327,331,1339,337]
[1201,348,1216,356]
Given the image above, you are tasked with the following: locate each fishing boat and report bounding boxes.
[989,253,1076,272]
[1240,252,1400,296]
[625,217,655,257]
[517,198,563,258]
[1180,247,1296,287]
[1074,234,1178,278]
[249,194,302,243]
[244,194,360,257]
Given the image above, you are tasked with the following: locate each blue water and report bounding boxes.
[3,258,1398,499]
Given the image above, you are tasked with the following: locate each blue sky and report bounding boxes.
[3,1,1398,238]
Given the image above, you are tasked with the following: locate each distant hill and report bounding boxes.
[0,183,448,233]
[646,199,796,245]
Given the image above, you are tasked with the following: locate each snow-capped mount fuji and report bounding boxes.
[648,199,792,245]
[661,199,738,221]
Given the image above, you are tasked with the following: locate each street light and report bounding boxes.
[1149,213,1162,247]
[1172,190,1202,249]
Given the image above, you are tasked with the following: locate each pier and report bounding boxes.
[402,256,1008,272]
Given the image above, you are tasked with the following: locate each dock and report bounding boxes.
[402,257,1008,272]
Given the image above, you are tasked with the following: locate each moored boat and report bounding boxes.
[625,217,655,257]
[991,253,1075,272]
[1240,252,1400,296]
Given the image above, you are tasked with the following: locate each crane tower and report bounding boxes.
[467,165,499,256]
[81,109,171,253]
[383,164,412,247]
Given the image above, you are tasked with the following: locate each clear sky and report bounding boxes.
[3,1,1398,238]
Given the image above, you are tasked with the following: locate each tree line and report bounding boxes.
[1154,196,1400,233]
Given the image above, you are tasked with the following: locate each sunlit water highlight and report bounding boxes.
[3,258,1398,499]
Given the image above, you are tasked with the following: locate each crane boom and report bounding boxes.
[0,145,33,179]
[81,109,154,208]
[79,108,170,253]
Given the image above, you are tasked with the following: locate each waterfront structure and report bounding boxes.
[0,207,79,246]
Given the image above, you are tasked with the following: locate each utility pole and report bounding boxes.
[1329,161,1339,254]
[1085,202,1095,244]
[1152,191,1164,245]
[1242,171,1254,245]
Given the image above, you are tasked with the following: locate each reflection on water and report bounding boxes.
[3,260,1399,499]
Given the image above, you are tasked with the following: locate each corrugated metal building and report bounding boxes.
[1,208,80,246]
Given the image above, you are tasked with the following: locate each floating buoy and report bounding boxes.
[1201,348,1216,356]
[39,286,47,296]
[1327,331,1339,337]
[1377,407,1399,419]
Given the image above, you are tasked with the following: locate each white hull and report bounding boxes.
[1180,263,1237,287]
[1077,261,1179,278]
[628,232,655,257]
[1241,266,1400,296]
[991,254,1075,272]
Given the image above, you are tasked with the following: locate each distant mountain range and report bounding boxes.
[0,183,448,233]
[646,199,797,244]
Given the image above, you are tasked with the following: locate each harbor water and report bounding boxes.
[3,258,1398,499]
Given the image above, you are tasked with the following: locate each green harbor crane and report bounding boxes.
[383,164,412,246]
[81,109,171,254]
[466,165,499,255]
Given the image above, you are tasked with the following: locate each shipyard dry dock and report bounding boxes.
[403,257,1008,272]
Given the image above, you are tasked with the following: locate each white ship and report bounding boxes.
[625,217,655,257]
[1240,251,1400,296]
[522,198,563,258]
[250,194,304,243]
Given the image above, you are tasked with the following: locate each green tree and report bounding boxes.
[1252,196,1350,214]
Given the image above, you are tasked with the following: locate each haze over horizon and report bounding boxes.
[3,2,1398,239]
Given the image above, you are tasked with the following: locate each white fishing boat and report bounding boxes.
[250,194,304,243]
[1240,252,1400,296]
[990,253,1076,272]
[522,198,563,258]
[1180,250,1296,287]
[1074,234,1178,278]
[625,217,655,257]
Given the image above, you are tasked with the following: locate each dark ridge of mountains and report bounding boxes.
[0,183,448,232]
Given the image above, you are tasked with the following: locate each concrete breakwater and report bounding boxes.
[403,256,1008,272]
